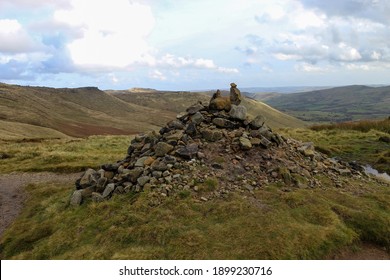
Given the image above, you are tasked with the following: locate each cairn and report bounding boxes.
[71,83,368,206]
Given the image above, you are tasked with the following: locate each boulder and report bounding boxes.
[229,105,247,121]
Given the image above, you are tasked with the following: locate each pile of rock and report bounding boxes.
[70,86,368,206]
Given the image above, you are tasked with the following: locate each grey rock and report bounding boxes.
[102,183,116,198]
[168,120,185,130]
[250,115,266,129]
[191,112,204,124]
[239,137,252,150]
[201,129,223,142]
[91,192,104,203]
[175,143,199,159]
[152,171,163,178]
[126,167,144,183]
[212,118,236,128]
[298,142,315,158]
[135,156,150,167]
[137,176,150,187]
[165,130,184,141]
[185,123,198,136]
[151,159,169,171]
[78,168,97,189]
[70,190,83,206]
[260,136,272,148]
[154,142,174,157]
[187,103,205,114]
[229,105,247,121]
[163,170,171,177]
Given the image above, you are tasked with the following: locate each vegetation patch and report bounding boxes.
[0,136,132,174]
[1,177,389,259]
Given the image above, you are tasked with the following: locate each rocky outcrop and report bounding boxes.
[71,94,368,206]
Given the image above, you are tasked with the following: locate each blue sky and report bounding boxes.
[0,0,389,90]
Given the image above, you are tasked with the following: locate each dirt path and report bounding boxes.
[0,172,81,237]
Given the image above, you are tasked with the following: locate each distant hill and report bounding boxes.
[262,85,390,122]
[0,83,305,139]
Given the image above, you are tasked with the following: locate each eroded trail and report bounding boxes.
[0,172,81,237]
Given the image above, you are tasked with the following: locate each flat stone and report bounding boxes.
[229,105,247,121]
[154,142,174,157]
[187,103,205,114]
[212,118,236,128]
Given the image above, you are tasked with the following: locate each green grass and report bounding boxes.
[278,127,390,174]
[311,118,390,134]
[0,135,132,173]
[1,177,389,259]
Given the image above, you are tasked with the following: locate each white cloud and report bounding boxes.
[295,62,332,73]
[0,19,41,53]
[158,53,238,73]
[337,43,362,61]
[54,0,156,69]
[150,69,166,81]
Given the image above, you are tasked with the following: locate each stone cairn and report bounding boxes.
[71,84,369,206]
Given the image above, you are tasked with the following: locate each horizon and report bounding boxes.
[1,0,390,90]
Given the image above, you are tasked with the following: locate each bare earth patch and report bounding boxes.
[0,172,81,237]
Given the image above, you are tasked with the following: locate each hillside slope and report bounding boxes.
[263,85,390,122]
[0,83,173,137]
[111,89,305,128]
[0,83,305,139]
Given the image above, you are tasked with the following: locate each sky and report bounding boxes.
[0,0,389,90]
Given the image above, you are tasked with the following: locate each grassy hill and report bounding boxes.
[110,89,306,129]
[0,84,304,139]
[0,83,173,138]
[262,85,390,123]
